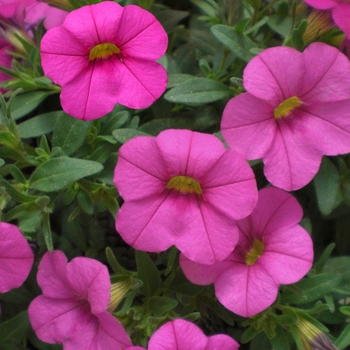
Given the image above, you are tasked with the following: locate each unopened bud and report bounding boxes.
[303,10,334,43]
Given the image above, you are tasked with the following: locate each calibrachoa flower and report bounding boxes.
[114,129,258,265]
[0,222,34,293]
[303,0,350,39]
[28,250,135,350]
[221,42,350,191]
[147,319,240,350]
[180,187,314,317]
[40,1,168,120]
[0,37,13,92]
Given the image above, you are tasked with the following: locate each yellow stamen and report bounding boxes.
[166,176,202,195]
[245,239,264,266]
[274,96,302,119]
[89,43,120,61]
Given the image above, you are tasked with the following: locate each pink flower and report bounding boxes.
[180,187,314,317]
[28,250,134,350]
[114,129,258,265]
[40,1,168,120]
[221,42,350,191]
[147,319,239,350]
[303,0,350,38]
[0,222,34,293]
[0,37,13,91]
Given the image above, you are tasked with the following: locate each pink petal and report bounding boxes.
[148,319,208,350]
[114,57,168,109]
[206,335,239,350]
[243,46,304,106]
[62,2,122,47]
[303,0,338,9]
[300,42,350,103]
[240,187,303,237]
[215,263,278,317]
[28,296,93,344]
[156,129,226,181]
[40,26,88,86]
[114,135,169,201]
[36,250,72,299]
[179,253,233,285]
[221,93,276,159]
[66,257,110,315]
[333,4,350,39]
[201,148,258,220]
[64,312,132,350]
[118,5,168,60]
[115,193,178,252]
[263,115,322,191]
[298,100,350,155]
[176,200,239,264]
[261,225,313,285]
[0,222,33,293]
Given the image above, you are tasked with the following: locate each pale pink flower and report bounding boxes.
[303,0,350,38]
[28,250,134,350]
[180,187,314,317]
[114,129,258,265]
[0,222,34,293]
[221,42,350,191]
[148,319,239,350]
[40,1,168,120]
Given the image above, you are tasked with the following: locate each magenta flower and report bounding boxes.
[303,0,350,38]
[114,129,258,265]
[148,319,239,350]
[180,187,314,317]
[28,250,134,350]
[40,1,168,120]
[221,42,350,191]
[0,37,13,91]
[0,222,34,293]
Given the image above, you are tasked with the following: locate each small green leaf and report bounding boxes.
[112,128,149,144]
[106,247,133,276]
[29,157,103,192]
[335,323,350,349]
[135,250,161,297]
[147,296,178,317]
[211,24,256,62]
[164,77,231,105]
[52,113,91,156]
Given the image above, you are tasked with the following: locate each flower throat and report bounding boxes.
[89,43,120,61]
[166,176,202,195]
[274,96,302,119]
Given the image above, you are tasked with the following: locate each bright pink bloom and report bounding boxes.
[221,42,350,191]
[0,222,34,293]
[180,187,314,317]
[148,319,239,350]
[303,0,350,38]
[114,129,258,265]
[28,250,134,350]
[40,1,168,120]
[0,37,13,91]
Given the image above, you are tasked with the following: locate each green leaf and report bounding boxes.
[29,157,103,192]
[105,247,133,276]
[335,323,350,349]
[147,296,178,317]
[135,250,161,297]
[10,91,52,120]
[0,311,30,349]
[314,157,340,216]
[211,24,256,62]
[17,111,62,138]
[164,77,231,104]
[281,273,342,305]
[52,113,91,156]
[112,128,149,144]
[139,118,196,135]
[167,74,194,89]
[76,188,94,215]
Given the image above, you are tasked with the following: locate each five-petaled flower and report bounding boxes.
[40,1,168,120]
[114,129,258,265]
[147,319,240,350]
[28,250,136,350]
[303,0,350,39]
[180,187,314,317]
[221,42,350,191]
[0,222,34,293]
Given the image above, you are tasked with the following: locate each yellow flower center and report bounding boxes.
[166,176,202,195]
[89,43,121,61]
[274,96,302,119]
[245,239,264,266]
